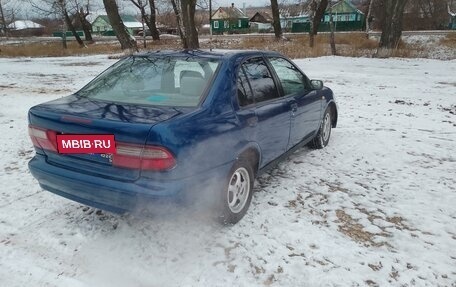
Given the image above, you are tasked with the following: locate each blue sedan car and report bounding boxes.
[28,50,338,224]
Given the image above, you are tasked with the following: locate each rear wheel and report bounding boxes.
[308,107,332,149]
[218,160,254,225]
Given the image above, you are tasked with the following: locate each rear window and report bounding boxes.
[77,56,220,107]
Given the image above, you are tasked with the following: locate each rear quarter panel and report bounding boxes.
[141,59,250,181]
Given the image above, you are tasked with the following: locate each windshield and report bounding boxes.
[77,56,220,107]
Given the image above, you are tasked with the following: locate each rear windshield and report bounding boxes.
[77,56,220,107]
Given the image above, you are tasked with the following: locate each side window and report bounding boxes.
[269,57,307,97]
[242,57,280,103]
[237,67,254,106]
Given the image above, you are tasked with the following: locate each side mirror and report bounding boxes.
[311,80,323,90]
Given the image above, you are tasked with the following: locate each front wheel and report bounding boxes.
[218,160,254,225]
[308,108,332,149]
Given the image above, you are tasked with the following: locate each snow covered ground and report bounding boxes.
[0,55,455,287]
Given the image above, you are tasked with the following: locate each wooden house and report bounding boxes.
[291,0,365,32]
[449,6,456,29]
[250,11,273,32]
[92,15,142,36]
[211,4,249,34]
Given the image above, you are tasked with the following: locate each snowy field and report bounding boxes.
[0,55,455,287]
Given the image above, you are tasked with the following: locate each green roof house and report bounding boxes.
[291,0,365,32]
[449,6,456,29]
[324,0,364,23]
[92,15,143,36]
[211,3,249,34]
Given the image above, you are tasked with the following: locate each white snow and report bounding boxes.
[0,55,455,287]
[123,21,143,29]
[7,20,44,30]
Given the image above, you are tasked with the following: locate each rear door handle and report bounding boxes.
[247,116,258,127]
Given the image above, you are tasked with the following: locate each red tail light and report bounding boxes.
[113,143,176,171]
[28,125,57,152]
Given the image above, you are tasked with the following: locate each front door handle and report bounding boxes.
[291,103,298,115]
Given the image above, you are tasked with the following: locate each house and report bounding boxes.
[324,0,364,23]
[211,3,249,34]
[280,13,308,30]
[249,11,273,32]
[449,5,456,29]
[291,0,365,33]
[92,15,143,36]
[7,20,45,36]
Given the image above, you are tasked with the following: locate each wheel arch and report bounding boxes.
[326,101,338,128]
[236,144,261,177]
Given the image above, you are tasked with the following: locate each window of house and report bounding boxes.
[239,19,242,27]
[214,21,219,28]
[224,21,229,28]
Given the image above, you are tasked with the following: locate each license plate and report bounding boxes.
[56,134,116,154]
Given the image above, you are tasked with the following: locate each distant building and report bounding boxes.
[290,0,365,33]
[280,13,308,30]
[92,15,142,36]
[324,0,364,23]
[250,11,273,32]
[211,3,249,34]
[449,6,456,29]
[7,20,45,36]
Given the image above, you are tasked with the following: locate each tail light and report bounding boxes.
[113,143,176,171]
[28,125,175,171]
[28,125,57,152]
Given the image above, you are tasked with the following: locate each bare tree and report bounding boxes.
[147,0,160,40]
[71,0,93,42]
[0,0,8,36]
[170,0,185,43]
[406,0,448,29]
[328,0,336,55]
[270,0,283,40]
[59,0,85,47]
[308,0,328,48]
[180,0,198,49]
[129,0,160,40]
[171,0,199,49]
[103,0,137,51]
[366,0,374,38]
[377,0,408,57]
[0,0,20,37]
[28,0,85,48]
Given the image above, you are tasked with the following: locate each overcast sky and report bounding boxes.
[13,0,270,19]
[213,0,269,8]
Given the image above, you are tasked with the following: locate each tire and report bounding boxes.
[308,107,332,149]
[218,160,254,225]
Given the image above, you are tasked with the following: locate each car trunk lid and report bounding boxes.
[28,95,189,181]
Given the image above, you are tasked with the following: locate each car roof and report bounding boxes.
[135,49,284,61]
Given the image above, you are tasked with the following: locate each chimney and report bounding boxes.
[231,3,234,8]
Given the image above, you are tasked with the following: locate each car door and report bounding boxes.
[236,57,292,167]
[267,57,322,149]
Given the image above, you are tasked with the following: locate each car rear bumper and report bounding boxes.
[29,154,232,213]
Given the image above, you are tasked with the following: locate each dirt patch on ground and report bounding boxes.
[336,210,376,245]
